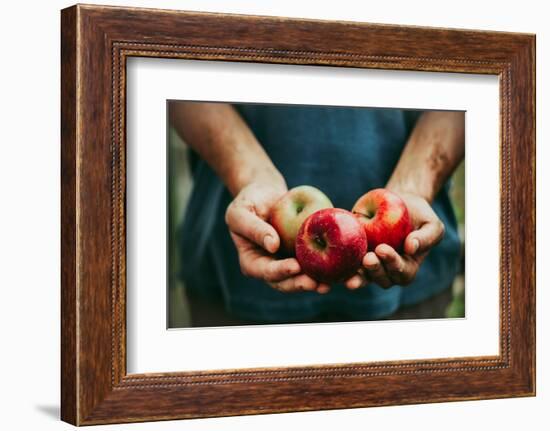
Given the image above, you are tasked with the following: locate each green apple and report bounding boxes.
[269,185,333,255]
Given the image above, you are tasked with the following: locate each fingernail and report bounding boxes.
[364,257,378,270]
[411,239,419,254]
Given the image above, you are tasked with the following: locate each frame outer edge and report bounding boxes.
[522,34,536,395]
[503,34,536,395]
[60,4,79,426]
[60,4,536,424]
[531,34,536,396]
[527,34,536,396]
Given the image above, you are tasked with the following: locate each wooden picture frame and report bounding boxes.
[61,4,535,425]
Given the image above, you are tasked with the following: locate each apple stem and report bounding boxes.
[314,236,326,249]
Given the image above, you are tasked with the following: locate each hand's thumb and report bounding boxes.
[404,220,445,256]
[226,204,280,253]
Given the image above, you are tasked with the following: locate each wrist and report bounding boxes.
[386,176,435,203]
[229,165,287,196]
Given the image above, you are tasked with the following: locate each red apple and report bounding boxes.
[352,188,413,252]
[295,208,367,284]
[270,185,333,255]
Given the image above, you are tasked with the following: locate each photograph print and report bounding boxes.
[167,101,465,328]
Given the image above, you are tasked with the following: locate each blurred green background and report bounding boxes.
[167,128,466,327]
[447,160,466,318]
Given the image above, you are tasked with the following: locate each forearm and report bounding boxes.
[169,102,286,196]
[387,111,465,203]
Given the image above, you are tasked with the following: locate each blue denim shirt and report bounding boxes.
[177,104,460,322]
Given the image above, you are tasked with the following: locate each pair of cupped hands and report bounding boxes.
[225,181,445,294]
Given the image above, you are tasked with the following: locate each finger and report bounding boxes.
[345,274,365,290]
[271,273,321,293]
[226,203,280,253]
[249,256,300,282]
[270,276,301,293]
[363,251,381,271]
[295,274,319,291]
[375,244,417,285]
[362,251,393,289]
[404,219,445,256]
[231,233,301,281]
[316,284,331,294]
